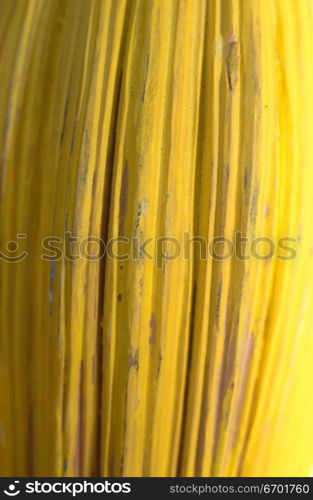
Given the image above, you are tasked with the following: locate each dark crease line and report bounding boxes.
[97,0,133,475]
[176,281,197,475]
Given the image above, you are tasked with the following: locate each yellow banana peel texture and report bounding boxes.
[0,0,313,477]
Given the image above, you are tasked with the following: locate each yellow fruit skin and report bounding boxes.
[0,0,313,477]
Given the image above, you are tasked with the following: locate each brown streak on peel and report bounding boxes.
[157,351,162,378]
[149,313,156,345]
[129,349,139,372]
[215,282,222,328]
[222,332,237,404]
[225,36,239,94]
[250,186,259,223]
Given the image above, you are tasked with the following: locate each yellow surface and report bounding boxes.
[0,0,313,477]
